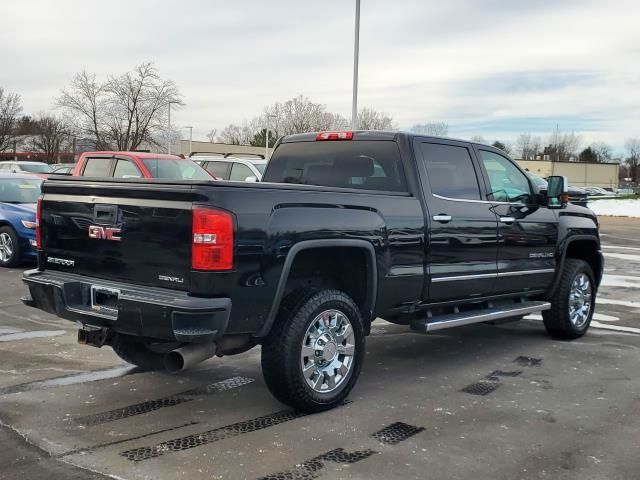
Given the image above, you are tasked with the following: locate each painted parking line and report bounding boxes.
[602,245,640,251]
[0,330,66,342]
[601,275,640,289]
[591,321,640,335]
[597,298,640,309]
[0,365,139,396]
[603,252,640,262]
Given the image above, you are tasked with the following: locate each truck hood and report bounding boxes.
[2,202,36,217]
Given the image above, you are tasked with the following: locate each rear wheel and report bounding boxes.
[0,226,20,268]
[543,259,595,339]
[261,289,365,412]
[111,334,180,370]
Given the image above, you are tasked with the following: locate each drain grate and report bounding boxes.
[259,448,377,480]
[486,370,523,380]
[371,422,425,445]
[514,356,542,367]
[461,380,500,396]
[121,409,307,462]
[76,376,254,426]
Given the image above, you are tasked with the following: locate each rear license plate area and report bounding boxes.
[91,286,119,317]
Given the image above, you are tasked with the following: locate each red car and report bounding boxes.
[73,152,216,180]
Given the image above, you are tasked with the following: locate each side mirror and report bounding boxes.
[244,176,258,183]
[547,176,568,209]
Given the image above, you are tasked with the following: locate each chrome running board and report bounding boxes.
[410,301,551,333]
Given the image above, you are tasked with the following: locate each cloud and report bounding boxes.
[1,0,638,152]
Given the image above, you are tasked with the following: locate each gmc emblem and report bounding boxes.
[88,225,121,241]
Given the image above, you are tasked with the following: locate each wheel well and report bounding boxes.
[283,247,373,324]
[565,240,602,286]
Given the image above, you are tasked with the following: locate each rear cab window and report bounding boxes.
[141,158,212,180]
[264,140,408,192]
[82,157,112,177]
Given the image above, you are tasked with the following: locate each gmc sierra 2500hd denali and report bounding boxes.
[22,131,603,412]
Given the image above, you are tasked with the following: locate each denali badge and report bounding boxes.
[88,225,121,241]
[47,257,75,267]
[159,275,184,284]
[529,252,554,259]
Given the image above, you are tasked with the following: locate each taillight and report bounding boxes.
[316,131,353,141]
[36,197,42,250]
[192,207,234,271]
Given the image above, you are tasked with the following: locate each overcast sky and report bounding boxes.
[1,0,638,152]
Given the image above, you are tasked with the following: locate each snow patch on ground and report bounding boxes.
[588,199,640,217]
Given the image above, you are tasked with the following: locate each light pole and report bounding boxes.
[167,102,177,154]
[265,114,276,159]
[351,0,361,130]
[184,126,193,156]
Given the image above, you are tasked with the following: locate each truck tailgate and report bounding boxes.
[40,181,198,291]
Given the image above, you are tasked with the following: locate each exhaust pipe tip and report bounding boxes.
[164,342,217,373]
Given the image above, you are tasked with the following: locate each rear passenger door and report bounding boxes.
[81,157,114,177]
[203,161,230,180]
[415,139,499,302]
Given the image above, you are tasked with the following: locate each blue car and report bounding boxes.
[0,173,42,267]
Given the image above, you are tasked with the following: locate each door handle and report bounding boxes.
[433,214,452,223]
[499,216,516,224]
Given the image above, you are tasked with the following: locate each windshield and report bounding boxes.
[20,163,52,173]
[141,159,212,180]
[0,178,42,203]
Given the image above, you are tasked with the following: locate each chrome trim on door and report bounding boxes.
[432,214,452,222]
[499,216,516,223]
[432,272,497,283]
[497,268,555,277]
[432,268,555,283]
[432,193,525,206]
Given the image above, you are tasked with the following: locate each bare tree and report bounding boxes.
[549,131,581,162]
[357,107,396,130]
[217,124,243,145]
[206,129,217,143]
[410,122,448,137]
[514,133,543,160]
[0,88,22,152]
[590,141,613,163]
[625,137,640,181]
[32,114,71,163]
[58,63,183,151]
[470,135,487,144]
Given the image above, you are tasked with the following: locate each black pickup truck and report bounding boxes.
[22,131,603,412]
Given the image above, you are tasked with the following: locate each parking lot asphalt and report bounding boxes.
[0,216,639,480]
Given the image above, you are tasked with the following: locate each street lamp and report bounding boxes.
[351,0,361,130]
[265,114,276,159]
[167,101,177,154]
[183,126,193,156]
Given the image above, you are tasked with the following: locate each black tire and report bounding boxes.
[543,259,596,339]
[111,334,179,370]
[261,289,365,413]
[0,226,21,268]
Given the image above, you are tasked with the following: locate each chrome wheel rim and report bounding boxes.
[569,273,592,328]
[0,233,13,263]
[300,309,356,393]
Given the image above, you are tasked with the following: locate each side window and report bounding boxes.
[420,143,481,200]
[0,164,9,171]
[229,163,254,181]
[82,158,112,177]
[113,159,142,178]
[479,150,532,203]
[205,161,230,180]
